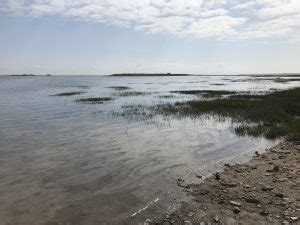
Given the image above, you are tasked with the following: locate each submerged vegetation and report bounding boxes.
[157,95,176,99]
[156,88,300,140]
[76,97,113,104]
[108,86,132,91]
[171,90,237,97]
[52,91,85,96]
[114,91,149,97]
[231,77,300,83]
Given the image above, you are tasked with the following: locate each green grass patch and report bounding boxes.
[52,92,85,96]
[76,97,113,104]
[155,88,300,140]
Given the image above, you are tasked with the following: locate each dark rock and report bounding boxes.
[195,174,202,179]
[233,207,241,214]
[273,165,280,172]
[215,172,220,180]
[262,186,273,191]
[275,193,284,198]
[176,179,188,188]
[260,210,269,216]
[221,182,238,188]
[245,196,260,203]
[255,151,260,156]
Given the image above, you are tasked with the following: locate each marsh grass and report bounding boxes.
[52,91,85,96]
[76,97,113,104]
[155,88,300,140]
[108,86,132,91]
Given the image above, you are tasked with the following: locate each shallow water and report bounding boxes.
[0,75,299,224]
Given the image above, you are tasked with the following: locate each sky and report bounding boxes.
[0,0,300,75]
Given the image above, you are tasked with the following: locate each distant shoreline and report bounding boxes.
[110,73,191,77]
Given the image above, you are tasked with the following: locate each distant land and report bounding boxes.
[110,73,191,76]
[5,74,52,76]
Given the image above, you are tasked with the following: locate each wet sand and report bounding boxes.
[153,141,300,225]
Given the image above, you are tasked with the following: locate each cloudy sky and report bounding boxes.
[1,0,300,75]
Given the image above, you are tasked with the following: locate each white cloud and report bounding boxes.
[1,0,300,40]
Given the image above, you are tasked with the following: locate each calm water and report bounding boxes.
[0,75,299,224]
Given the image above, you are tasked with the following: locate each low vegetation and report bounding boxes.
[76,97,113,104]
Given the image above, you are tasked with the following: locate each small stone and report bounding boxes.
[230,201,242,206]
[233,207,241,214]
[251,165,258,170]
[273,165,280,172]
[255,151,260,156]
[265,173,271,176]
[245,196,260,204]
[278,178,286,182]
[290,217,298,221]
[275,192,284,198]
[262,186,273,191]
[187,212,194,217]
[221,182,238,187]
[213,215,219,222]
[282,221,289,225]
[144,219,153,225]
[260,210,269,216]
[195,173,202,179]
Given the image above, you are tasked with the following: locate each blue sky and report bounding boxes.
[1,0,300,75]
